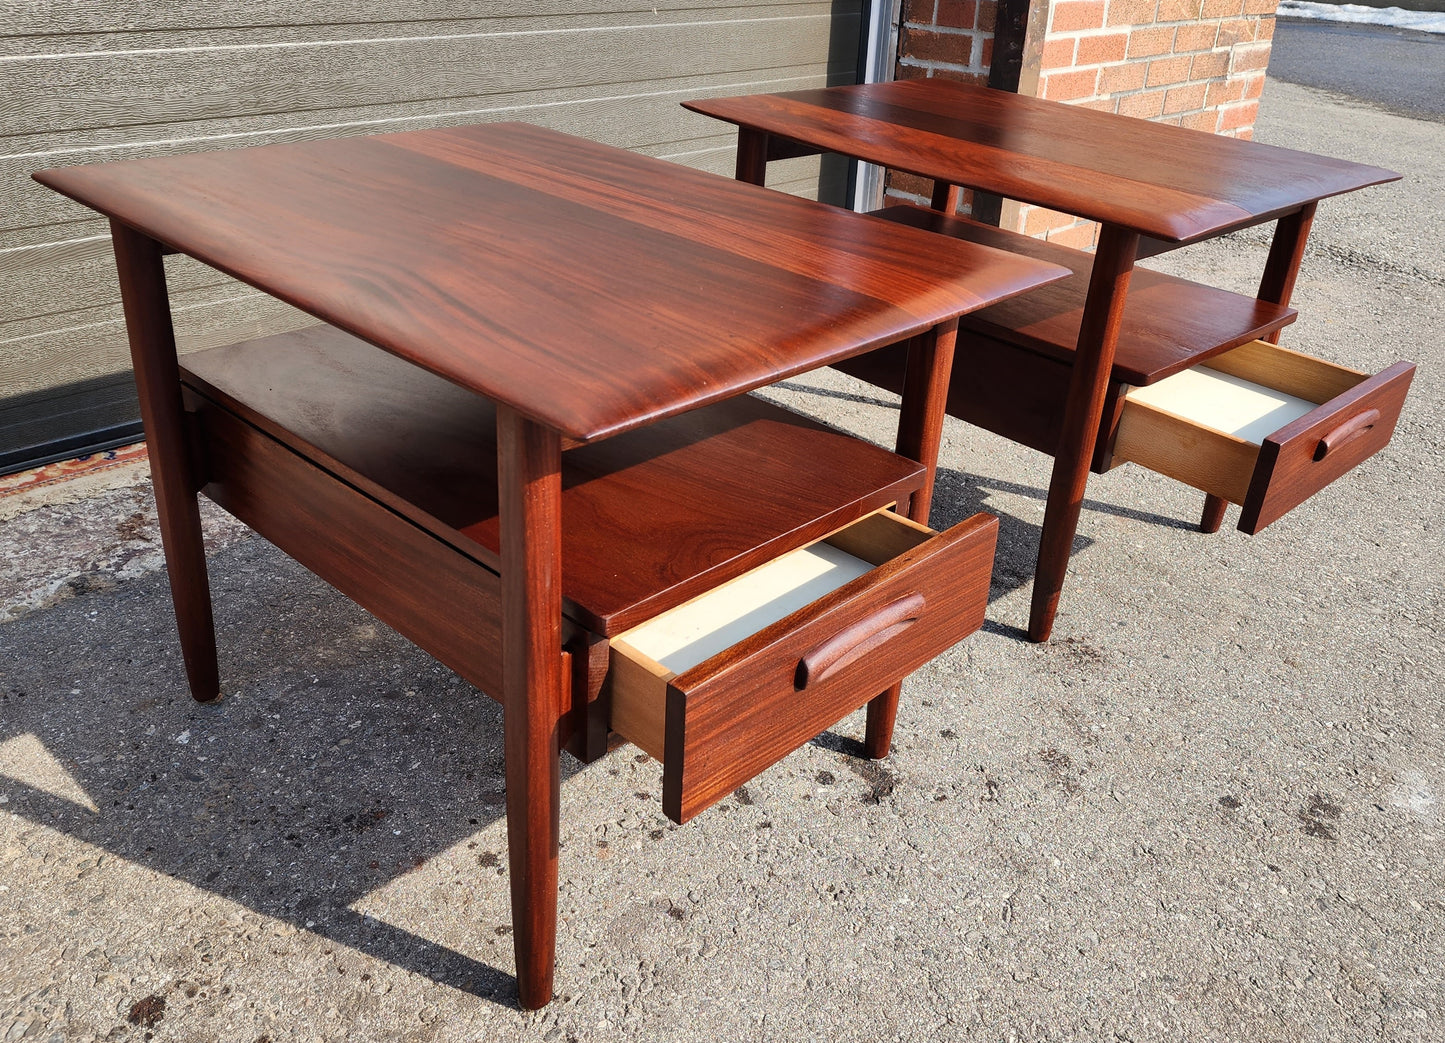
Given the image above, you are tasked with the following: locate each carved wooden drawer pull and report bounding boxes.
[795,593,926,689]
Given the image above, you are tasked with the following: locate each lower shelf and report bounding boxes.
[179,322,927,635]
[865,204,1297,384]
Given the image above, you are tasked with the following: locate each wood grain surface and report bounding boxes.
[179,324,929,634]
[36,122,1065,443]
[869,205,1298,384]
[686,80,1400,242]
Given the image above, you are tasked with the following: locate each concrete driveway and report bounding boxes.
[2,79,1441,1041]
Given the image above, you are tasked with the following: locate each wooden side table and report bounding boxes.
[685,80,1415,641]
[35,122,1067,1006]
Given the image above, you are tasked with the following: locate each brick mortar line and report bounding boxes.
[898,59,990,72]
[902,23,991,36]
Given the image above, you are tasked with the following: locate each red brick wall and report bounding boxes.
[1039,0,1273,131]
[1023,0,1277,245]
[889,0,1279,245]
[897,0,999,82]
[888,0,1000,205]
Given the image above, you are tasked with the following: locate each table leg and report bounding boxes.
[1258,203,1317,314]
[864,319,959,758]
[1199,494,1229,533]
[894,319,959,524]
[497,406,565,1010]
[110,221,220,702]
[1028,225,1140,643]
[1196,202,1317,533]
[930,181,963,216]
[735,128,769,186]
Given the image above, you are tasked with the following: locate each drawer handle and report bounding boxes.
[795,593,926,690]
[1314,408,1380,461]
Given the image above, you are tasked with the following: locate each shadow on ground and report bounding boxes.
[0,455,1202,1005]
[1,540,533,1005]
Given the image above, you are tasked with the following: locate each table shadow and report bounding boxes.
[926,467,1199,641]
[0,460,1197,1004]
[0,536,553,1007]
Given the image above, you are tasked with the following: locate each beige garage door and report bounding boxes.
[1,1,864,471]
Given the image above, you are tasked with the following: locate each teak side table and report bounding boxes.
[36,122,1067,1007]
[686,80,1415,641]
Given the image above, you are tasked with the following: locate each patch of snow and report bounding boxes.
[1278,1,1445,34]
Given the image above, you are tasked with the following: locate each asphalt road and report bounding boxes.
[1270,17,1445,121]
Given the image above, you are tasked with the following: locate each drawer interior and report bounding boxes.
[1114,340,1370,504]
[617,541,878,679]
[1113,339,1413,532]
[610,510,932,761]
[1124,364,1325,445]
[610,507,998,822]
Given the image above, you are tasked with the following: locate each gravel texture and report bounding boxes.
[1,79,1441,1041]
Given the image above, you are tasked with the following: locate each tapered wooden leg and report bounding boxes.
[930,180,963,215]
[1028,226,1139,643]
[1199,493,1229,533]
[497,406,565,1010]
[864,320,959,758]
[863,683,901,759]
[893,319,958,524]
[110,221,219,702]
[735,128,769,186]
[1258,203,1316,312]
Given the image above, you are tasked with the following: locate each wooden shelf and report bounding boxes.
[868,204,1297,385]
[180,324,926,635]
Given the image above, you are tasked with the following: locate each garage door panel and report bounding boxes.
[3,9,853,136]
[0,0,834,39]
[1,1,863,469]
[4,66,840,235]
[4,292,317,399]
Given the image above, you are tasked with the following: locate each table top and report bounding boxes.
[36,122,1066,444]
[684,80,1400,243]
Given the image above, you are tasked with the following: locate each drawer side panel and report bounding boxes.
[1112,398,1259,504]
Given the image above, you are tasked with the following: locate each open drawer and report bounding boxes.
[1111,339,1414,533]
[606,510,998,824]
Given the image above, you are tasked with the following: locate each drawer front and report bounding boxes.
[1113,341,1414,534]
[1240,360,1415,533]
[657,512,997,823]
